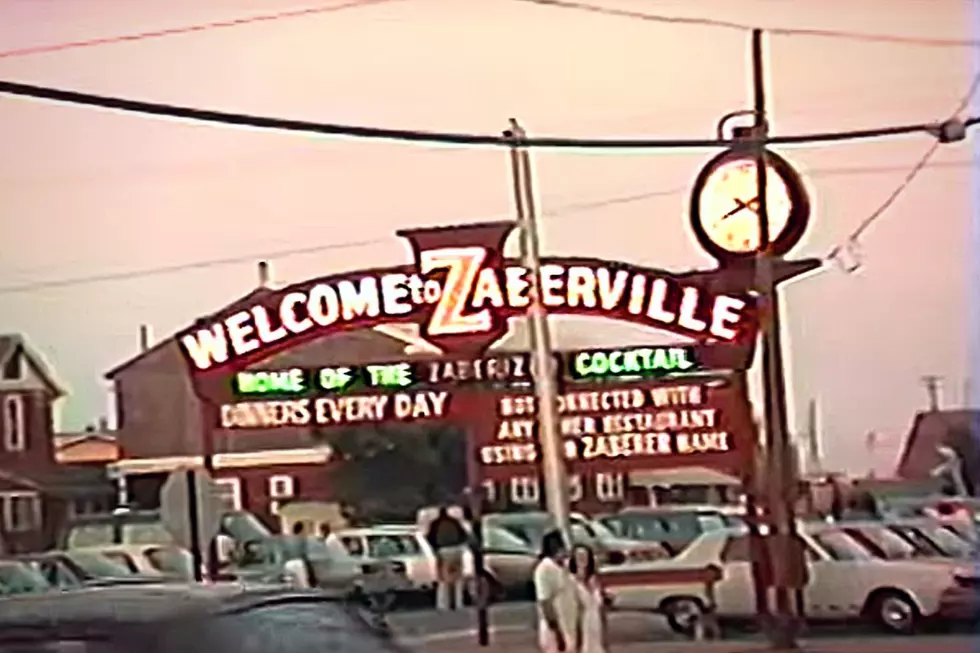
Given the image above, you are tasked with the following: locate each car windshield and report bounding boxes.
[811,530,875,561]
[66,520,175,548]
[488,515,593,548]
[220,512,272,542]
[848,526,923,560]
[306,536,356,563]
[366,533,422,558]
[895,524,972,558]
[601,512,727,541]
[483,527,535,553]
[67,551,135,578]
[0,562,51,595]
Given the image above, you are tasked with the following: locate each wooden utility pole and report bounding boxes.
[750,29,803,650]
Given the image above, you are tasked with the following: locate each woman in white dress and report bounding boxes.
[569,545,608,653]
[534,531,581,653]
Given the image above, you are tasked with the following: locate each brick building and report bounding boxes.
[0,335,113,552]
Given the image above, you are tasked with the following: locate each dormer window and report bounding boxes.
[1,351,22,381]
[2,395,26,452]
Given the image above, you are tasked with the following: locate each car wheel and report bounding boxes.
[867,590,919,634]
[662,597,705,638]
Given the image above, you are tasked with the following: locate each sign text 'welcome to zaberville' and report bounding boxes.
[178,222,758,375]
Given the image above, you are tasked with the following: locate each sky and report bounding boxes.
[0,0,977,475]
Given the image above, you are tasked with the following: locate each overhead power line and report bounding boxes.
[1,156,976,295]
[0,79,968,150]
[515,0,980,48]
[0,0,399,60]
[826,70,980,273]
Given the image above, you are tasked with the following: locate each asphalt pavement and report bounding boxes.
[390,600,980,653]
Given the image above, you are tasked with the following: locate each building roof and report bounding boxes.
[896,409,980,484]
[0,334,65,398]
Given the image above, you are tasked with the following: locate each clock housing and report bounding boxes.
[689,147,811,264]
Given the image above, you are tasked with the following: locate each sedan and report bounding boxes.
[16,550,154,589]
[0,560,51,596]
[605,523,965,635]
[0,584,404,653]
[484,511,667,565]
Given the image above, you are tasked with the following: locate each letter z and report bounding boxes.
[420,246,490,336]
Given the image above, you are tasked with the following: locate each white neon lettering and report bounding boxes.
[539,264,566,307]
[252,306,287,344]
[337,278,381,321]
[566,266,597,308]
[677,287,708,332]
[226,311,260,355]
[710,295,746,340]
[308,284,340,326]
[421,246,490,336]
[646,279,676,323]
[472,268,505,308]
[181,325,230,370]
[280,292,312,333]
[381,273,413,316]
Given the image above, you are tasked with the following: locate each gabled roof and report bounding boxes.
[896,409,980,480]
[0,334,66,398]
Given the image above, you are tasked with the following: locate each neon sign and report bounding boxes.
[569,346,698,381]
[475,377,750,478]
[177,222,758,374]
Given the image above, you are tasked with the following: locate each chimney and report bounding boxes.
[138,324,151,352]
[258,261,270,288]
[922,375,943,412]
[98,417,109,432]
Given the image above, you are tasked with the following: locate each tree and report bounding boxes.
[314,422,468,522]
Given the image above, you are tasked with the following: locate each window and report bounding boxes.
[366,534,421,558]
[0,492,40,533]
[568,475,583,502]
[268,475,294,500]
[1,351,22,381]
[2,395,25,452]
[845,526,919,560]
[214,478,242,511]
[510,477,539,505]
[811,530,874,561]
[596,473,624,502]
[340,536,365,557]
[480,480,497,503]
[99,552,138,574]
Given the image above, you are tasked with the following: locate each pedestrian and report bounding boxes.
[319,522,341,547]
[282,521,316,589]
[534,530,580,653]
[425,506,469,611]
[568,545,607,653]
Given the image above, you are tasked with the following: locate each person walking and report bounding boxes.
[425,506,469,611]
[534,530,581,653]
[568,545,607,653]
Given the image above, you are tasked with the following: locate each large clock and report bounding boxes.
[689,148,811,263]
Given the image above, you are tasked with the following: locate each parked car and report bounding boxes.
[60,508,273,549]
[234,535,412,600]
[0,583,403,653]
[597,506,742,556]
[15,550,157,589]
[836,519,972,563]
[339,524,538,600]
[484,511,667,565]
[0,560,52,596]
[605,523,970,635]
[77,544,198,581]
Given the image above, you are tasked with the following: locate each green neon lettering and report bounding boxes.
[608,351,624,374]
[236,369,305,395]
[319,367,354,391]
[574,353,591,378]
[367,363,413,388]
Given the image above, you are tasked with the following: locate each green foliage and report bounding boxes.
[314,422,467,522]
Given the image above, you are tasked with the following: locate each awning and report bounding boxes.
[628,467,740,487]
[108,447,333,477]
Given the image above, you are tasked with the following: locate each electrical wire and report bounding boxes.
[2,155,976,296]
[826,71,980,273]
[0,78,966,150]
[514,0,980,48]
[0,0,399,60]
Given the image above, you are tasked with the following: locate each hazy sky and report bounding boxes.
[0,0,977,474]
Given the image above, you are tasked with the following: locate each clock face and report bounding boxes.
[696,158,794,254]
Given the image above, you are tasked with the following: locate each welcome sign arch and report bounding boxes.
[175,219,815,501]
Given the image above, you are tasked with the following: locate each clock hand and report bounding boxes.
[720,199,751,221]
